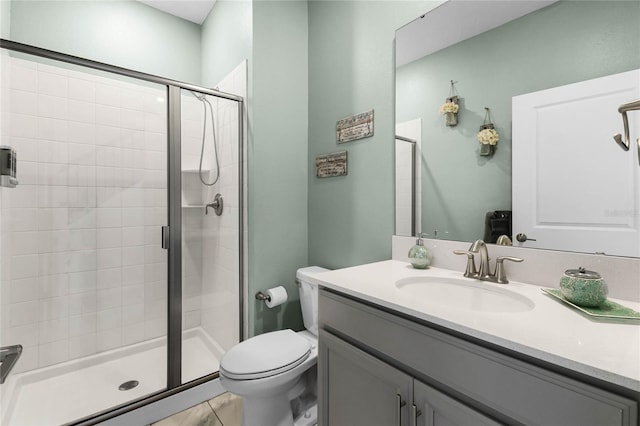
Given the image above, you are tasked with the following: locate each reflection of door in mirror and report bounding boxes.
[395,0,640,257]
[395,119,422,237]
[512,69,640,257]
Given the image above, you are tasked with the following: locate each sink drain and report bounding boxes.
[118,380,139,391]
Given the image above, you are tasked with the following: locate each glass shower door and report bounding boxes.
[0,50,170,424]
[179,85,242,383]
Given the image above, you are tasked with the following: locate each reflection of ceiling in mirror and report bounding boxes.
[136,0,216,24]
[394,0,640,257]
[396,0,556,67]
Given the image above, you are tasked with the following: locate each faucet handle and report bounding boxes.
[453,250,477,278]
[494,256,524,284]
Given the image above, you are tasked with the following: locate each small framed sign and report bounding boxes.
[316,151,347,178]
[336,109,374,143]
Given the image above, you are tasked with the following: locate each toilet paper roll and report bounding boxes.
[265,286,288,308]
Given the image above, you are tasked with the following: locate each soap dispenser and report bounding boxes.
[408,233,432,269]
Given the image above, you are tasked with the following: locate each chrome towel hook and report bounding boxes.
[613,98,640,166]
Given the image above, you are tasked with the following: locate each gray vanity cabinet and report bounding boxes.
[413,379,502,426]
[320,331,412,425]
[320,330,501,426]
[318,288,638,426]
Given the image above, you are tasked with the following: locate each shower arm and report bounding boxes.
[613,99,640,166]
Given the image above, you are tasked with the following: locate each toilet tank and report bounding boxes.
[296,266,329,337]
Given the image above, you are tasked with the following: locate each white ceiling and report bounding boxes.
[136,0,217,25]
[396,1,556,67]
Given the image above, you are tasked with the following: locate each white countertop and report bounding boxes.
[311,260,640,392]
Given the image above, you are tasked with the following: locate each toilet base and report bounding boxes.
[239,368,317,426]
[242,395,293,426]
[241,398,317,426]
[293,403,317,426]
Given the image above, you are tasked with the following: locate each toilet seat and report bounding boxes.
[220,330,311,380]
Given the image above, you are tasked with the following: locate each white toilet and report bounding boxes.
[219,266,327,426]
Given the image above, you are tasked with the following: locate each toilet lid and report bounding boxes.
[220,330,311,380]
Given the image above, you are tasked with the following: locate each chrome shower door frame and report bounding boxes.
[0,39,245,425]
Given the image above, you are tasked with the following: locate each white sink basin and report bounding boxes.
[395,276,535,313]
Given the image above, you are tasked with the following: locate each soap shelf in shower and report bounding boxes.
[181,168,211,174]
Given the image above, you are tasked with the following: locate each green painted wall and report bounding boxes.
[396,0,640,243]
[0,0,10,39]
[249,0,308,336]
[200,0,252,88]
[9,0,201,83]
[307,1,433,269]
[202,0,309,337]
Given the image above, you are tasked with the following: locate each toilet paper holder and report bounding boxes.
[255,286,288,308]
[255,291,271,302]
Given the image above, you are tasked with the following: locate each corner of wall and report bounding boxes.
[248,0,309,337]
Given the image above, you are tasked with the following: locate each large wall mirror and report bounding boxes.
[395,0,640,257]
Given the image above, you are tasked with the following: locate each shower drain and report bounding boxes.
[118,380,139,391]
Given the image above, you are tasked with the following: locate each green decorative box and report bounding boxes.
[559,267,608,307]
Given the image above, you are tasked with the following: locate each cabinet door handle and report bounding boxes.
[396,394,406,425]
[410,404,422,426]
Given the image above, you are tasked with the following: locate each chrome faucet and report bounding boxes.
[454,239,523,284]
[469,239,491,280]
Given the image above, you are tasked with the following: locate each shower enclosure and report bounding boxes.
[0,40,245,425]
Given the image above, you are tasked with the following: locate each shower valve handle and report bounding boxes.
[206,193,223,216]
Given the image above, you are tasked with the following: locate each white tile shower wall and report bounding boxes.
[0,56,169,373]
[177,61,244,355]
[200,61,245,353]
[181,94,206,331]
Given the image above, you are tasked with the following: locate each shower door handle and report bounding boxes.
[161,226,170,249]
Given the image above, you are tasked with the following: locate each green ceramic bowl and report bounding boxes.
[559,267,608,307]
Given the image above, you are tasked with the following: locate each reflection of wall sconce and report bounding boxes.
[439,80,459,126]
[477,107,499,156]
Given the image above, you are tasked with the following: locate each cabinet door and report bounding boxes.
[413,380,502,426]
[319,330,413,426]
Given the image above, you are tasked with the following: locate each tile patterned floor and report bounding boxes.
[152,392,243,426]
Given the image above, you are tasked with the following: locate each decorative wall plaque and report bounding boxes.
[336,109,374,143]
[316,151,348,178]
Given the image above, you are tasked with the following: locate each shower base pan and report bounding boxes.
[1,327,222,425]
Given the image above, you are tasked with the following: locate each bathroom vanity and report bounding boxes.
[313,261,639,426]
